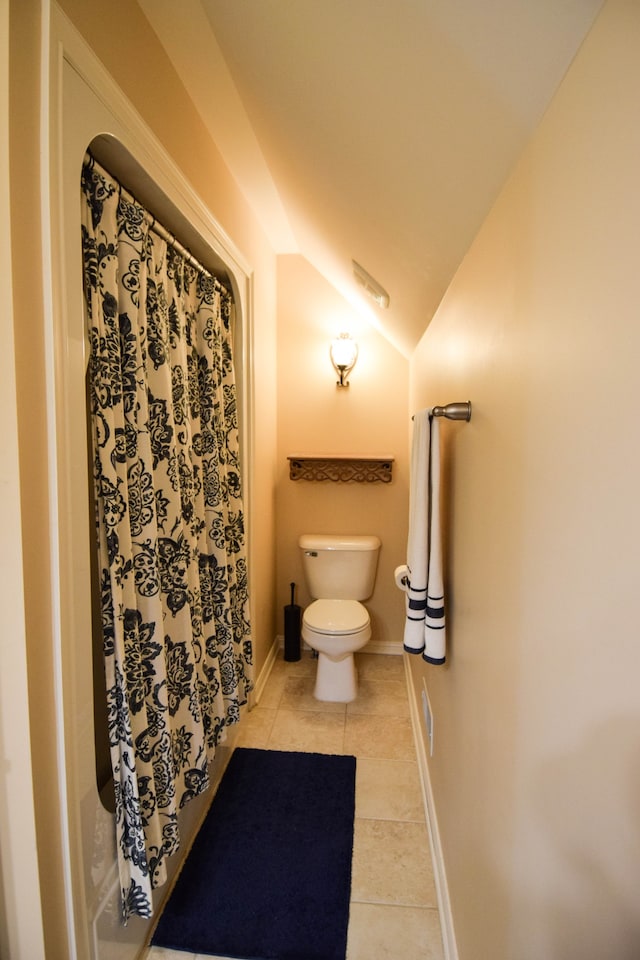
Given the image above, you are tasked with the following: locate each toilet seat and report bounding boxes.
[303,599,369,635]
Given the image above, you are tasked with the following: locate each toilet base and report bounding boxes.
[314,652,357,702]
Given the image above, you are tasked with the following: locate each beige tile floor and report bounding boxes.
[145,651,444,960]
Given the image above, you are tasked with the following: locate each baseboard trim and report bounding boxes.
[364,640,403,656]
[252,636,280,705]
[404,656,459,960]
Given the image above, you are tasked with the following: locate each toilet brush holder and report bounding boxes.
[284,582,301,661]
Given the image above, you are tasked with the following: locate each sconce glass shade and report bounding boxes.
[330,333,358,387]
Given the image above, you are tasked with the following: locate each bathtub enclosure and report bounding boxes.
[45,9,255,957]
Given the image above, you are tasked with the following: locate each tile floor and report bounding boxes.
[144,650,444,960]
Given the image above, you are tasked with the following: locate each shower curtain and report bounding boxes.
[80,154,252,921]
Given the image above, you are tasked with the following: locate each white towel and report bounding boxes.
[403,410,430,653]
[424,416,446,663]
[403,411,447,664]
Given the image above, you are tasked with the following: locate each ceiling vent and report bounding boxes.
[352,260,390,309]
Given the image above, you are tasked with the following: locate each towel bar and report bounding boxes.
[412,401,472,422]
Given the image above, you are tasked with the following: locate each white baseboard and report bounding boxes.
[364,640,403,656]
[404,656,458,960]
[251,636,280,705]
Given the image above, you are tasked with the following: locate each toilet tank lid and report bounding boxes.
[299,534,381,551]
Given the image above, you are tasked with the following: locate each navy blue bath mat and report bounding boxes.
[151,747,356,960]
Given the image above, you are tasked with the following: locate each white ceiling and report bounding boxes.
[140,0,603,356]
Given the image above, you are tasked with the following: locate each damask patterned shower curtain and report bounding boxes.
[81,154,252,921]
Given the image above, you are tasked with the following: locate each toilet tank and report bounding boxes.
[298,534,381,600]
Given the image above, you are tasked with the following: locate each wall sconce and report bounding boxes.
[330,333,358,387]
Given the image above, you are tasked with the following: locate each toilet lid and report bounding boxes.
[303,599,369,635]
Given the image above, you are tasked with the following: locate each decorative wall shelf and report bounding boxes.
[287,456,394,483]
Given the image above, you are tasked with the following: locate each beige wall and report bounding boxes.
[408,1,640,957]
[276,254,409,649]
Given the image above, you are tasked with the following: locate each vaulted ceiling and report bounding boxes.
[140,0,603,356]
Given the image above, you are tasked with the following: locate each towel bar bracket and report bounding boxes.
[432,401,471,421]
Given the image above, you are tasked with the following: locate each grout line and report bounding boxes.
[349,895,440,908]
[355,814,426,823]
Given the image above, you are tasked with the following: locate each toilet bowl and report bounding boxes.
[298,534,380,702]
[302,599,372,702]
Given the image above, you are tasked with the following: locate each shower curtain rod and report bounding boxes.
[86,151,232,294]
[412,401,472,422]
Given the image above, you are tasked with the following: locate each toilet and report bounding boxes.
[298,534,381,702]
